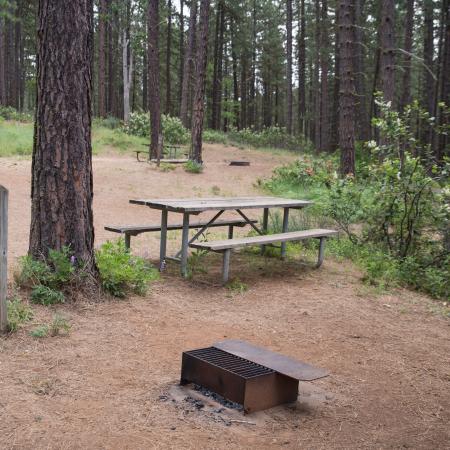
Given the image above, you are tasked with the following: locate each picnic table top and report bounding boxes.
[129,196,312,213]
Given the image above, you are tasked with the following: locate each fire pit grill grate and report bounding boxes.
[185,347,275,379]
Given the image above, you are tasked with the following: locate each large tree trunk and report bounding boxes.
[148,0,162,160]
[210,1,221,129]
[231,29,240,129]
[190,0,210,163]
[297,0,306,135]
[399,0,414,111]
[379,0,395,105]
[313,0,321,150]
[286,0,293,134]
[330,0,340,152]
[180,0,197,128]
[30,0,96,274]
[249,0,257,128]
[338,0,356,176]
[98,0,107,117]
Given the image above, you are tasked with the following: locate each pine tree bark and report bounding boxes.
[249,0,257,128]
[399,0,414,111]
[210,1,221,129]
[0,17,5,105]
[30,0,97,274]
[379,0,395,105]
[148,0,162,160]
[423,0,434,116]
[165,0,172,115]
[190,0,210,163]
[297,0,306,134]
[434,0,450,162]
[354,0,369,140]
[98,0,107,117]
[178,0,184,110]
[286,0,293,134]
[231,29,240,128]
[319,0,330,151]
[180,0,197,128]
[338,0,356,176]
[313,0,321,149]
[331,0,340,152]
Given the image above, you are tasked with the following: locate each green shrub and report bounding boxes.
[203,129,229,145]
[7,298,33,332]
[31,285,65,306]
[123,112,189,144]
[0,106,33,122]
[96,239,158,297]
[184,160,203,173]
[93,116,122,129]
[49,315,71,336]
[30,325,49,338]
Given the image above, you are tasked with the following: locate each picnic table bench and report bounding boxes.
[105,218,257,250]
[191,229,339,283]
[135,144,188,163]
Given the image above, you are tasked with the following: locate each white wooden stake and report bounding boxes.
[0,185,8,332]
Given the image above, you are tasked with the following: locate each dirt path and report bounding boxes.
[0,145,449,450]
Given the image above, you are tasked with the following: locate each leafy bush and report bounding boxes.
[123,112,189,144]
[203,129,229,145]
[7,298,33,332]
[262,100,450,299]
[31,285,65,305]
[0,106,33,122]
[96,239,158,297]
[184,160,203,173]
[93,116,122,129]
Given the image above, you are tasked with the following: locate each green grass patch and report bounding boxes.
[7,297,33,332]
[0,120,34,156]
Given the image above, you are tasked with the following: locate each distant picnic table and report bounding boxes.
[127,196,337,282]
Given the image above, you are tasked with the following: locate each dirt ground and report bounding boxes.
[0,144,449,450]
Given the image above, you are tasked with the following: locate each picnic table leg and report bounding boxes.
[316,237,325,268]
[281,207,290,259]
[261,207,269,255]
[159,208,168,271]
[228,225,234,239]
[180,212,190,277]
[124,233,131,250]
[222,249,231,284]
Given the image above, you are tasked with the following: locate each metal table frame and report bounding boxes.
[130,197,312,277]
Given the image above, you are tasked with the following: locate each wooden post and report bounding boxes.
[0,185,8,333]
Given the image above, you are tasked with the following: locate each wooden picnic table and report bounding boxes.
[130,196,312,277]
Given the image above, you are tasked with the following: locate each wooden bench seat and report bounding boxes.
[105,218,257,249]
[190,228,338,283]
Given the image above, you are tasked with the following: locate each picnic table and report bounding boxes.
[130,196,313,277]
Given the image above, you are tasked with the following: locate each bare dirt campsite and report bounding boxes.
[0,145,449,450]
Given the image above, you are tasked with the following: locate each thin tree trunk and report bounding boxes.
[216,2,225,129]
[165,0,172,115]
[30,0,97,274]
[231,30,240,129]
[98,0,107,117]
[180,0,197,128]
[286,0,293,134]
[143,42,148,111]
[379,0,395,105]
[399,0,414,111]
[0,17,5,105]
[423,0,434,116]
[210,1,221,129]
[240,56,248,129]
[331,0,340,152]
[297,0,306,135]
[178,0,184,110]
[338,0,356,176]
[190,0,210,163]
[148,0,162,161]
[313,0,321,150]
[320,0,330,151]
[354,0,369,140]
[122,30,133,122]
[249,0,257,128]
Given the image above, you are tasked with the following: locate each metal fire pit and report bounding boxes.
[180,340,329,414]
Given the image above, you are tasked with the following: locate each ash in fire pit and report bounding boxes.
[180,340,329,414]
